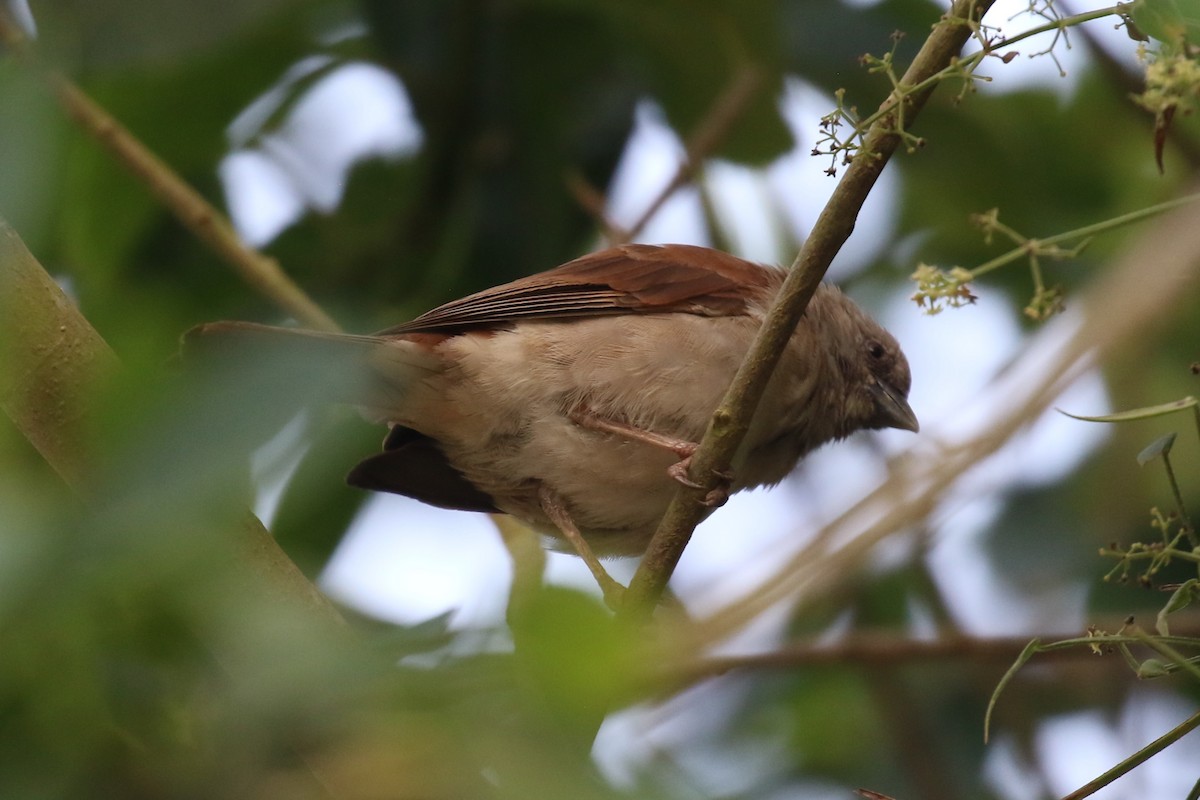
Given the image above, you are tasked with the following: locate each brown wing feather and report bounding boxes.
[376,243,781,336]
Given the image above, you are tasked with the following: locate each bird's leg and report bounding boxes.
[569,406,731,508]
[537,484,626,610]
[569,406,697,458]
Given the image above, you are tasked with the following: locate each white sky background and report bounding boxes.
[219,3,1200,797]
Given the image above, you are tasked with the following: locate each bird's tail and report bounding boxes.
[183,321,441,417]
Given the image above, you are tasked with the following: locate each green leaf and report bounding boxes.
[508,585,637,730]
[1137,432,1177,465]
[268,412,377,578]
[1129,0,1200,48]
[1156,578,1200,635]
[1058,396,1198,423]
[1136,657,1171,678]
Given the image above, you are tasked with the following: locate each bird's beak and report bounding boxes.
[869,379,920,433]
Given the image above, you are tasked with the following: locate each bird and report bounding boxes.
[188,243,916,589]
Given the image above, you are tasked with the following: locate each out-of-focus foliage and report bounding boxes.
[3,0,1200,798]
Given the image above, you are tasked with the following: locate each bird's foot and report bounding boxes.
[568,405,732,507]
[667,456,732,508]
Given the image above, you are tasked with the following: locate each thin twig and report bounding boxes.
[619,0,997,621]
[661,634,1085,688]
[620,65,766,244]
[0,10,340,332]
[654,623,1200,694]
[564,170,630,243]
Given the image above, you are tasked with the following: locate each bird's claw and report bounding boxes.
[668,458,732,508]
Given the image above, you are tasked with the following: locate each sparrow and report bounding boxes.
[189,243,917,571]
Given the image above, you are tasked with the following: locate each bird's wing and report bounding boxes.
[376,243,782,336]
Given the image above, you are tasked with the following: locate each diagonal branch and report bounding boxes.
[621,65,766,243]
[619,0,996,620]
[0,10,340,332]
[566,64,767,246]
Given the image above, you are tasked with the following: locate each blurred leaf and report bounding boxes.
[266,156,432,323]
[34,0,319,70]
[508,585,638,732]
[1137,657,1172,677]
[786,670,887,773]
[1157,578,1199,634]
[270,412,376,576]
[1137,432,1177,465]
[1130,0,1200,47]
[1060,396,1199,424]
[0,64,69,251]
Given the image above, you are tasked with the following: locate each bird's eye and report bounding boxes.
[866,340,886,360]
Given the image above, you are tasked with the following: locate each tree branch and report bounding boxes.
[655,623,1200,693]
[0,10,340,332]
[0,216,343,623]
[619,0,996,620]
[0,222,115,491]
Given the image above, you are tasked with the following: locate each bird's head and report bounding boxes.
[822,290,918,437]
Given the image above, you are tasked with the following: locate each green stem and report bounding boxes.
[1060,709,1200,800]
[1101,546,1200,565]
[981,6,1125,57]
[1160,451,1198,548]
[850,6,1125,140]
[1029,255,1046,296]
[971,191,1200,278]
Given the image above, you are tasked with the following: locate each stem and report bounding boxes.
[1193,404,1200,449]
[657,631,1184,692]
[971,192,1200,278]
[1102,544,1200,564]
[845,6,1124,148]
[981,6,1124,57]
[1060,709,1200,800]
[1160,451,1198,548]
